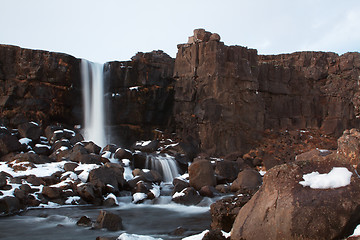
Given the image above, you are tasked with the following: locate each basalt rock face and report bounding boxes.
[259,51,360,137]
[0,45,82,127]
[174,29,360,157]
[174,29,264,156]
[105,51,175,147]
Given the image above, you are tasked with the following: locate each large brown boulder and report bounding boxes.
[88,163,125,193]
[94,210,123,231]
[337,129,360,165]
[231,158,360,240]
[188,159,216,190]
[230,169,262,193]
[210,194,251,232]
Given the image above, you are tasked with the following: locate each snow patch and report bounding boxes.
[105,193,119,205]
[150,184,161,198]
[65,196,81,205]
[132,192,147,203]
[19,138,32,145]
[299,167,353,189]
[182,230,209,240]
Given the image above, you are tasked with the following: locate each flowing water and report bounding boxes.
[0,195,213,240]
[145,154,181,183]
[81,60,107,147]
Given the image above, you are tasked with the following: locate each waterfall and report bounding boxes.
[80,59,106,147]
[146,154,180,182]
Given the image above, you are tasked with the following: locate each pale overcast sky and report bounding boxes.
[1,0,359,63]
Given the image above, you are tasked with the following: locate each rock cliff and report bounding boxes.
[174,29,360,156]
[1,29,359,156]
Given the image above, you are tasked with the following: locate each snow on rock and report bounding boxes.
[19,138,32,145]
[150,184,161,198]
[132,192,147,204]
[105,193,119,205]
[118,233,162,240]
[0,161,66,178]
[75,163,100,182]
[172,189,186,199]
[299,167,353,189]
[182,230,209,240]
[35,144,51,149]
[136,140,152,147]
[65,196,81,205]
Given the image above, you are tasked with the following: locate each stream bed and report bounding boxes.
[0,195,214,240]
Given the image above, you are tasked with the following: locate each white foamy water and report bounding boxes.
[81,59,106,147]
[145,154,180,182]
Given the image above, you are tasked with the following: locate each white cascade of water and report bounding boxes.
[146,154,180,183]
[80,59,106,147]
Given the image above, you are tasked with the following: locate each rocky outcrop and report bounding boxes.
[231,157,360,240]
[174,29,263,156]
[0,45,81,127]
[105,51,175,147]
[174,29,360,157]
[1,29,360,157]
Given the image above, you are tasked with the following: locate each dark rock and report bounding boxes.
[199,185,218,198]
[26,175,44,186]
[42,186,62,199]
[231,158,360,240]
[114,148,133,160]
[133,152,147,169]
[0,196,22,215]
[210,194,251,232]
[33,144,51,155]
[103,197,117,207]
[88,164,125,193]
[0,172,8,188]
[172,178,190,195]
[230,169,262,193]
[17,122,41,141]
[45,126,65,144]
[172,187,203,206]
[69,133,84,145]
[189,159,216,191]
[63,162,78,172]
[83,141,101,155]
[94,210,123,231]
[76,183,102,204]
[0,134,24,156]
[170,226,187,236]
[203,229,227,240]
[102,144,119,153]
[132,140,159,153]
[12,152,52,164]
[76,216,92,227]
[215,160,242,183]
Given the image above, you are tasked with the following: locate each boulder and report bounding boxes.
[210,194,251,232]
[172,178,190,195]
[94,210,123,231]
[203,229,227,240]
[17,122,41,141]
[231,158,360,240]
[42,186,62,199]
[88,163,125,193]
[76,183,102,204]
[0,134,24,156]
[189,160,216,190]
[172,187,203,206]
[230,169,262,193]
[338,129,360,165]
[83,141,101,155]
[215,160,242,182]
[114,148,133,160]
[0,172,8,188]
[77,215,93,227]
[132,140,159,153]
[199,185,218,198]
[0,196,22,215]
